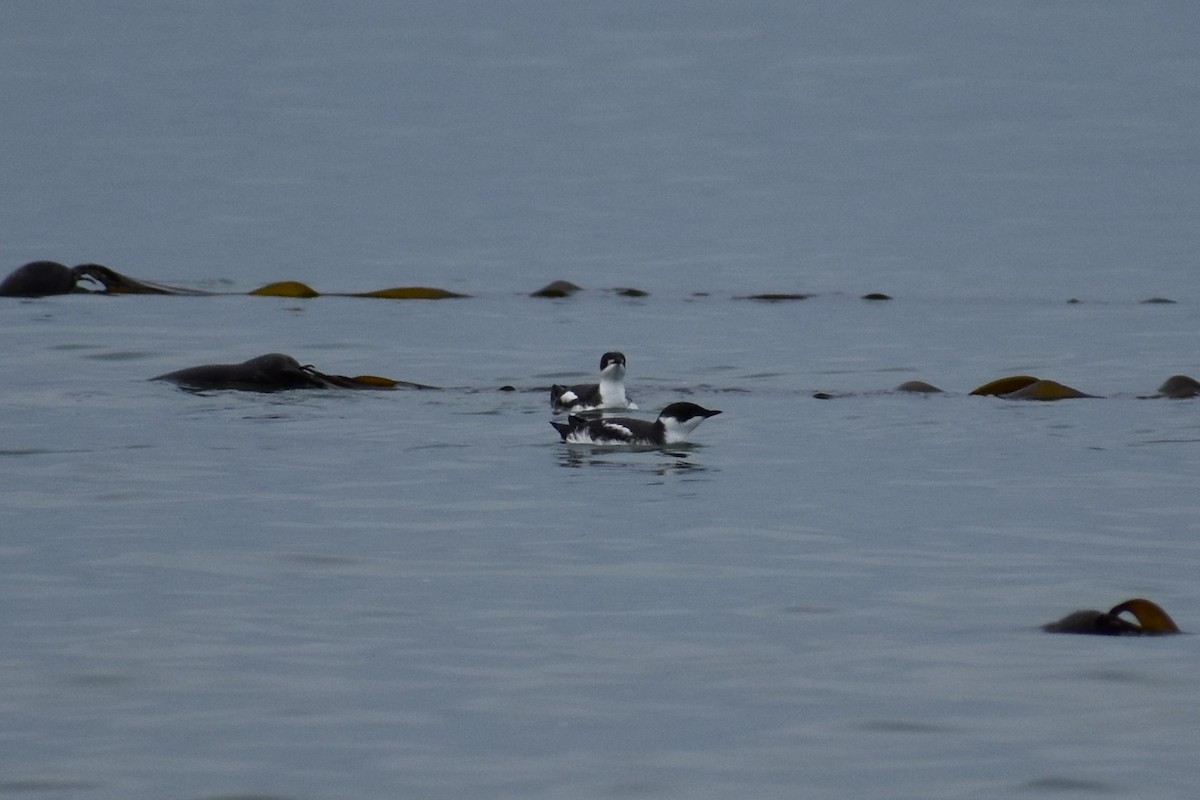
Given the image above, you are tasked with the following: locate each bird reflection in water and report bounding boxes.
[556,446,711,476]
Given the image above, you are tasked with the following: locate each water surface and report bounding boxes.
[3,3,1200,799]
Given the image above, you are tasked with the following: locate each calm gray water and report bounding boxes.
[3,3,1200,799]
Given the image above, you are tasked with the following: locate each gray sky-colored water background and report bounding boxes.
[3,3,1200,799]
[5,1,1199,298]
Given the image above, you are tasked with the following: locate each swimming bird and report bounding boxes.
[550,351,636,412]
[1041,598,1181,636]
[550,402,721,445]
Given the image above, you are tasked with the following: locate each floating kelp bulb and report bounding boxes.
[0,260,76,296]
[861,292,892,301]
[1043,598,1181,635]
[969,375,1040,396]
[351,286,468,299]
[1003,379,1094,401]
[248,281,320,298]
[896,380,942,393]
[530,280,582,298]
[1157,374,1200,398]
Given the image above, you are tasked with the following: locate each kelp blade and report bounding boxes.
[351,287,467,299]
[969,375,1039,396]
[349,374,400,388]
[1003,379,1093,401]
[1109,598,1181,634]
[249,281,321,298]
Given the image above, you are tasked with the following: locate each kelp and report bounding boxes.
[1156,374,1200,399]
[738,292,814,301]
[1043,598,1181,636]
[1,261,466,300]
[968,375,1094,400]
[152,353,436,392]
[530,280,582,298]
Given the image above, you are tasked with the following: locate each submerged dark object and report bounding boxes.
[1156,374,1200,399]
[739,292,814,301]
[0,260,79,296]
[152,353,431,392]
[1042,598,1181,636]
[530,280,582,298]
[895,380,942,394]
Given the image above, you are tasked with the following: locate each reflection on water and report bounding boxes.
[1019,776,1119,794]
[0,781,105,794]
[555,444,714,476]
